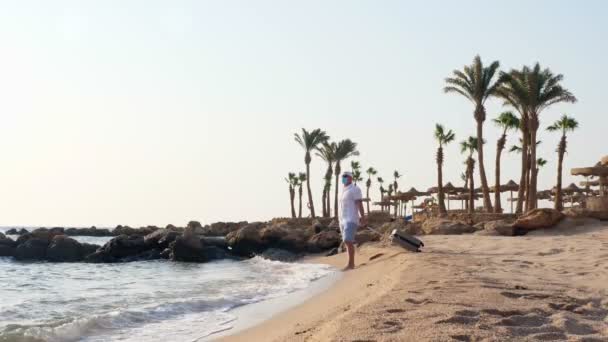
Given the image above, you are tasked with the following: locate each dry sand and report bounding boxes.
[222,220,608,342]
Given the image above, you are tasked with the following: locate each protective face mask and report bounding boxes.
[341,177,349,185]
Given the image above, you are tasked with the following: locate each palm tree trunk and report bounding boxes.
[516,119,529,214]
[555,136,566,211]
[527,117,539,211]
[366,185,371,214]
[305,162,316,218]
[468,160,475,214]
[476,118,493,212]
[464,172,469,211]
[321,188,327,217]
[437,146,447,216]
[298,186,303,218]
[289,187,296,218]
[494,135,506,213]
[334,162,341,218]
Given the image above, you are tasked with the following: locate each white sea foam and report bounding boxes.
[0,254,336,342]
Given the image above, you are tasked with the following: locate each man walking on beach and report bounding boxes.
[340,171,366,270]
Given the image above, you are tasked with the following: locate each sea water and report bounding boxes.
[0,229,337,342]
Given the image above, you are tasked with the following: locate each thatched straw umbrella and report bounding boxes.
[448,193,482,210]
[403,187,430,216]
[490,180,519,213]
[442,182,465,211]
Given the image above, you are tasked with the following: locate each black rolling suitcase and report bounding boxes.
[390,229,424,252]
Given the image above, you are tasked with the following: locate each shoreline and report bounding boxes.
[206,266,342,341]
[219,244,409,342]
[221,222,608,341]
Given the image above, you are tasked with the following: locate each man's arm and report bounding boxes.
[357,200,366,225]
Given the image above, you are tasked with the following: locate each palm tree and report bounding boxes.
[434,124,456,216]
[285,173,297,218]
[365,167,378,214]
[333,139,359,217]
[294,128,329,218]
[387,184,394,197]
[510,139,542,209]
[351,161,363,184]
[547,115,579,211]
[393,171,402,194]
[444,55,503,212]
[492,111,520,213]
[316,142,336,217]
[377,177,385,212]
[297,172,307,218]
[498,64,577,212]
[460,136,480,214]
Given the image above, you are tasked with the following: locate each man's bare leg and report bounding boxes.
[343,241,355,270]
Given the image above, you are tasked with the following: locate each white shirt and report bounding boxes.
[340,183,363,225]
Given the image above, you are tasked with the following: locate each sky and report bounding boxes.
[0,0,606,227]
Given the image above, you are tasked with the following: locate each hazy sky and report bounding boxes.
[0,0,606,227]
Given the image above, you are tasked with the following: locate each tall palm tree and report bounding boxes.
[510,139,542,210]
[434,124,456,216]
[444,55,503,212]
[393,171,402,194]
[294,128,329,218]
[547,115,579,211]
[333,139,359,217]
[492,111,520,213]
[498,64,577,212]
[297,172,307,218]
[365,167,378,214]
[460,136,479,214]
[377,177,385,198]
[534,158,548,208]
[351,161,363,184]
[316,142,336,217]
[285,173,297,218]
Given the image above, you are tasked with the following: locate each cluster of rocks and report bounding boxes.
[4,208,600,264]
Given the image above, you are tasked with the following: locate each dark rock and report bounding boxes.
[169,235,206,262]
[325,247,340,256]
[0,235,16,257]
[201,222,245,236]
[6,228,28,235]
[200,236,227,248]
[0,245,14,257]
[355,229,380,246]
[260,224,311,252]
[160,248,171,259]
[201,246,236,261]
[46,236,84,262]
[226,223,265,256]
[144,229,181,250]
[65,227,112,236]
[81,243,100,257]
[513,208,565,232]
[307,229,341,252]
[14,238,49,260]
[311,220,326,234]
[121,249,162,262]
[85,235,148,263]
[258,248,299,262]
[421,218,476,235]
[484,220,515,236]
[49,227,65,235]
[184,221,204,236]
[158,231,180,250]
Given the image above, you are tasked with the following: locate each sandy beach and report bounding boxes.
[223,221,608,342]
